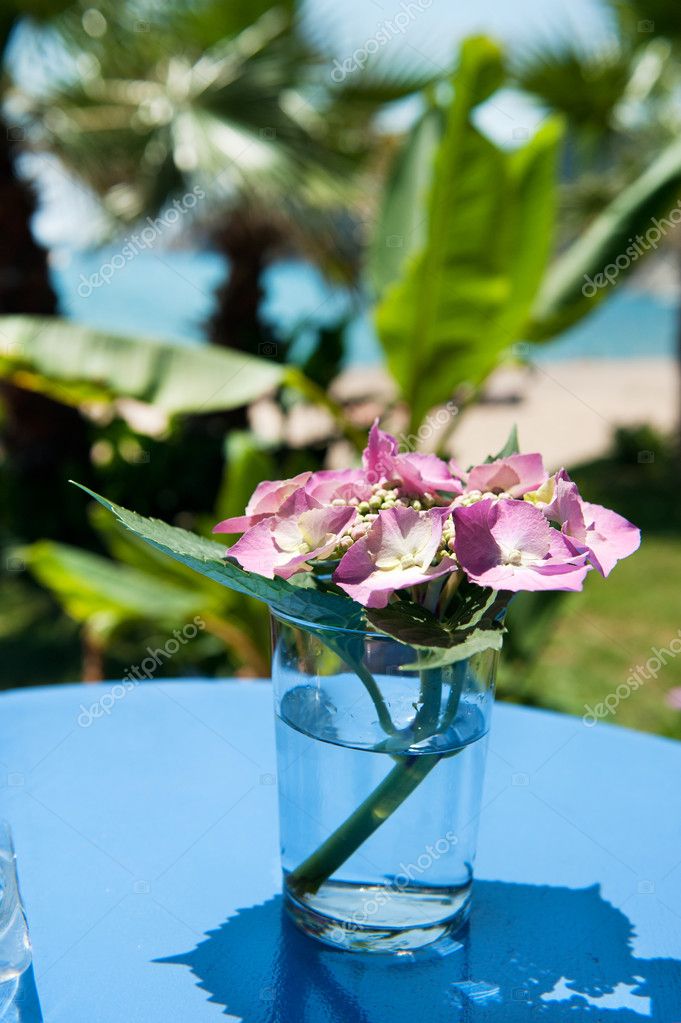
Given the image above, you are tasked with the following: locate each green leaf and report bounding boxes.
[373,37,561,430]
[486,424,520,462]
[495,116,562,341]
[375,38,510,429]
[20,540,206,640]
[368,104,444,298]
[0,316,285,415]
[529,135,681,338]
[366,600,456,649]
[72,484,364,629]
[407,626,504,669]
[366,589,507,668]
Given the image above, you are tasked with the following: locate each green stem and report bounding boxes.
[415,665,442,737]
[351,658,399,736]
[288,754,442,896]
[288,664,466,897]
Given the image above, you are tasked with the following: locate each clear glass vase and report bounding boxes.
[270,611,497,955]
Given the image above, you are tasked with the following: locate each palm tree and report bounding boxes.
[26,0,430,354]
[0,1,94,545]
[514,3,678,225]
[513,0,681,447]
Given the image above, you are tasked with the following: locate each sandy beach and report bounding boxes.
[451,357,677,469]
[317,357,678,470]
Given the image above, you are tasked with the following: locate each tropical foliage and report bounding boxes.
[2,8,680,699]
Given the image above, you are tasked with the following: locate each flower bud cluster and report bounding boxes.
[330,482,439,550]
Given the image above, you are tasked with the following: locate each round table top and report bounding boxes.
[1,680,680,1022]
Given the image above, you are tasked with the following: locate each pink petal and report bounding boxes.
[396,453,463,495]
[333,506,451,608]
[362,419,398,484]
[213,512,268,534]
[246,471,311,514]
[454,499,590,592]
[491,500,552,560]
[229,505,355,579]
[213,471,311,534]
[452,500,501,575]
[579,502,641,576]
[305,469,371,505]
[542,470,586,535]
[227,520,285,579]
[467,453,547,497]
[361,420,462,497]
[470,561,589,592]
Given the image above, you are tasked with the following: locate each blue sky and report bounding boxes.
[304,0,610,65]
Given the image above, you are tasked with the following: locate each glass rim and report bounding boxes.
[269,608,395,641]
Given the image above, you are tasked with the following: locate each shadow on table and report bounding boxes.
[160,881,681,1021]
[0,967,43,1023]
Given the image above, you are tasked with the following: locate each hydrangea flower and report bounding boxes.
[214,471,312,534]
[453,498,590,592]
[304,468,372,506]
[466,453,547,498]
[363,421,462,496]
[334,506,456,607]
[228,496,356,579]
[525,469,640,576]
[212,422,640,608]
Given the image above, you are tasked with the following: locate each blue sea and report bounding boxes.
[50,248,677,365]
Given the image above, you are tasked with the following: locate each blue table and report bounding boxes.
[0,680,680,1022]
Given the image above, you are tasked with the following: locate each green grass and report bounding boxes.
[498,536,681,739]
[499,427,681,740]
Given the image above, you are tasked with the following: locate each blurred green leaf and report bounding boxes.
[529,136,681,338]
[20,540,206,640]
[0,316,285,415]
[214,431,277,527]
[369,104,443,297]
[375,37,561,430]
